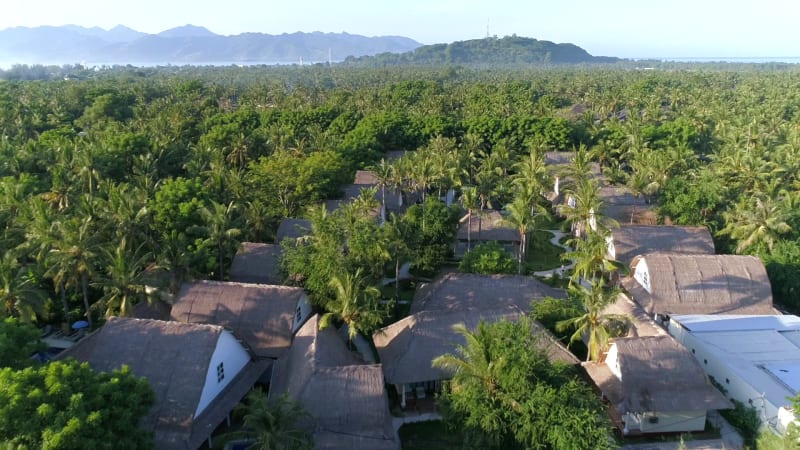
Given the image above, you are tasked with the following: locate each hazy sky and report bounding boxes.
[3,0,799,58]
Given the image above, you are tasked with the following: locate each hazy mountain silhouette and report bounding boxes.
[0,25,422,65]
[344,35,619,66]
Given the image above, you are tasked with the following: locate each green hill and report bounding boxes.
[343,35,619,66]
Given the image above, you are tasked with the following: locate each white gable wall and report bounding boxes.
[633,258,652,293]
[195,330,251,418]
[293,294,313,333]
[606,235,616,261]
[606,343,622,379]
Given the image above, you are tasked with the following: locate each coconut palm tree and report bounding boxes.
[224,389,313,450]
[198,201,242,280]
[93,239,152,317]
[367,158,394,214]
[432,320,522,414]
[319,268,385,342]
[0,251,46,322]
[501,194,543,274]
[512,148,549,204]
[720,196,791,253]
[459,186,480,252]
[564,229,622,286]
[562,177,603,238]
[433,322,507,396]
[556,280,629,362]
[47,216,99,328]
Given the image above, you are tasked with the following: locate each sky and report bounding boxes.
[2,0,800,58]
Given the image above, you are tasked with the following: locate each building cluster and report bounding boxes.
[52,157,800,449]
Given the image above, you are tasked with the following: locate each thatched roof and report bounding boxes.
[229,242,284,285]
[610,225,715,266]
[411,272,565,315]
[625,253,774,315]
[58,317,267,450]
[276,218,311,243]
[270,315,398,449]
[354,170,380,185]
[171,280,303,359]
[326,183,402,214]
[384,150,407,162]
[602,293,668,338]
[584,336,731,414]
[456,210,519,243]
[131,299,172,321]
[375,307,578,385]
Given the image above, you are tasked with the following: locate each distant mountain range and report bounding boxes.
[0,25,422,65]
[344,35,620,66]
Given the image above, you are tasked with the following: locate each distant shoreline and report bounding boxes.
[635,57,800,64]
[3,56,800,71]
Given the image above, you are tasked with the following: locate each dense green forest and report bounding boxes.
[3,61,800,446]
[2,63,800,322]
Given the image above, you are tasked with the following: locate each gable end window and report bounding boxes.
[217,362,225,383]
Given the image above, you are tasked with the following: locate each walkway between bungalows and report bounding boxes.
[532,229,575,278]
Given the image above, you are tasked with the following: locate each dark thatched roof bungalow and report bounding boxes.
[270,315,399,450]
[171,280,310,359]
[275,218,311,243]
[229,242,284,285]
[59,317,268,450]
[455,210,520,257]
[375,307,577,389]
[411,272,565,314]
[598,185,656,225]
[608,225,715,267]
[623,253,775,316]
[583,336,731,434]
[376,273,573,407]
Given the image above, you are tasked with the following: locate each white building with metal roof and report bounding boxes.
[667,314,800,434]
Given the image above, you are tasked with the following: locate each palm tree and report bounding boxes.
[367,158,394,214]
[562,177,603,238]
[564,229,622,286]
[556,280,629,362]
[224,389,313,450]
[93,239,152,317]
[199,201,242,280]
[512,148,549,202]
[0,251,46,322]
[501,194,543,274]
[432,321,507,397]
[47,216,99,328]
[432,320,522,416]
[720,196,791,253]
[319,268,384,342]
[459,186,480,252]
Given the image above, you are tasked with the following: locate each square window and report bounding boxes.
[217,362,225,383]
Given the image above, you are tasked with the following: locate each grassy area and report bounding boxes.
[399,421,464,450]
[380,280,418,322]
[525,230,566,272]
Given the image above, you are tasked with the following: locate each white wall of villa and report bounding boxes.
[194,330,251,418]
